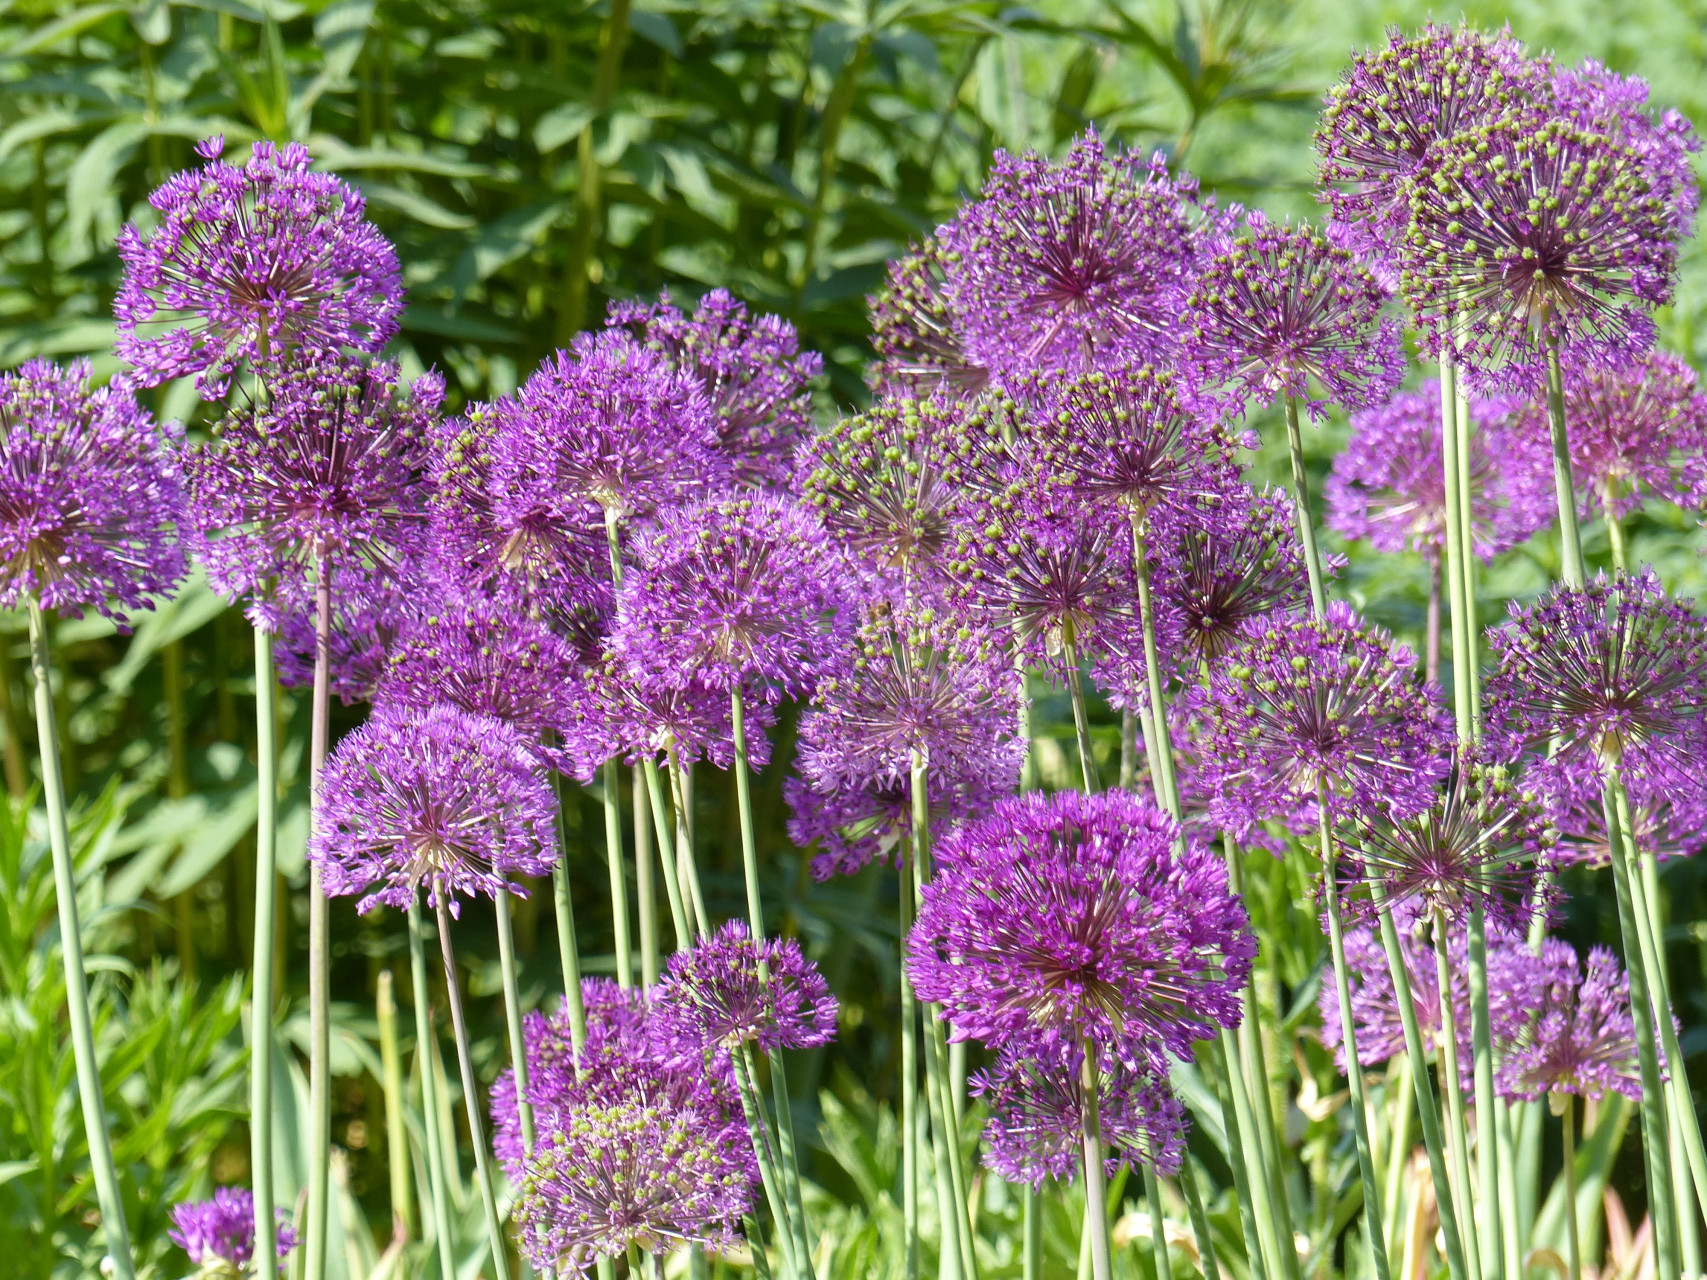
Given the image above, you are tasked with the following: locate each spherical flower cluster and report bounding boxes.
[614,493,854,700]
[115,137,402,397]
[1327,391,1556,563]
[262,560,418,704]
[1500,940,1646,1102]
[867,238,990,396]
[655,920,839,1055]
[169,1186,298,1271]
[1181,215,1404,420]
[1554,60,1700,240]
[1188,602,1455,831]
[1484,571,1707,808]
[311,702,558,916]
[610,289,821,488]
[183,356,439,606]
[0,359,185,621]
[1400,117,1679,391]
[941,131,1201,378]
[972,1048,1187,1188]
[909,789,1254,1073]
[558,657,774,781]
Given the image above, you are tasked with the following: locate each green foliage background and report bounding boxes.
[1,1,1705,1276]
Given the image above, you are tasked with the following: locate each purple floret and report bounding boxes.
[1500,940,1648,1102]
[866,238,990,397]
[0,359,185,621]
[169,1186,298,1268]
[260,560,420,704]
[786,770,1012,881]
[115,137,402,397]
[655,920,839,1055]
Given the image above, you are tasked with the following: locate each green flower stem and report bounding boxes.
[766,1048,815,1277]
[900,867,921,1280]
[1023,1188,1042,1280]
[407,898,456,1280]
[1543,343,1586,590]
[632,763,660,986]
[1495,1103,1523,1280]
[666,751,710,936]
[1181,1160,1221,1280]
[494,891,535,1153]
[305,561,334,1280]
[377,970,414,1238]
[1562,1095,1582,1280]
[27,602,135,1280]
[1079,1040,1115,1280]
[1373,904,1472,1280]
[1381,1054,1412,1272]
[1439,365,1474,738]
[1060,639,1099,793]
[601,757,633,989]
[1119,709,1137,791]
[923,1014,973,1280]
[640,757,691,949]
[551,774,589,1060]
[1211,1032,1276,1280]
[732,1045,802,1280]
[250,626,280,1278]
[1143,1161,1170,1280]
[1467,905,1505,1280]
[1430,908,1483,1280]
[432,889,514,1280]
[1283,396,1327,616]
[1317,784,1391,1280]
[1128,515,1179,806]
[1453,383,1482,733]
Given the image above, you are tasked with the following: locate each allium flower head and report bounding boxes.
[1500,940,1646,1101]
[261,560,419,704]
[614,493,854,700]
[1537,761,1707,868]
[0,359,185,620]
[501,329,725,527]
[655,920,838,1055]
[973,1047,1187,1188]
[1190,602,1454,830]
[311,702,558,915]
[169,1186,298,1272]
[909,789,1254,1073]
[610,289,821,487]
[1554,61,1700,240]
[1327,390,1556,562]
[184,355,438,605]
[1508,351,1707,517]
[1400,117,1679,391]
[115,137,402,396]
[1314,25,1540,265]
[559,658,774,782]
[867,238,990,396]
[942,131,1200,378]
[1182,215,1404,420]
[1484,571,1707,803]
[786,771,1010,881]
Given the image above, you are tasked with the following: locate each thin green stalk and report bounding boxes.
[732,1046,801,1280]
[1439,365,1474,737]
[250,626,279,1277]
[494,892,535,1152]
[1024,1189,1042,1280]
[923,1015,972,1280]
[1143,1161,1170,1280]
[432,890,514,1280]
[927,1051,965,1280]
[407,899,455,1280]
[1119,710,1137,791]
[377,970,415,1239]
[1562,1096,1581,1280]
[1382,1054,1412,1272]
[901,868,920,1280]
[1080,1042,1115,1280]
[1468,906,1504,1280]
[1543,343,1585,589]
[1283,397,1327,616]
[1180,1160,1221,1280]
[305,560,334,1280]
[1060,639,1099,793]
[27,602,134,1280]
[1430,908,1482,1280]
[1496,1103,1522,1280]
[667,750,710,936]
[632,763,659,986]
[640,757,690,949]
[1453,384,1482,734]
[1374,905,1471,1280]
[1317,785,1390,1280]
[1128,515,1179,807]
[602,757,632,988]
[1211,1032,1276,1280]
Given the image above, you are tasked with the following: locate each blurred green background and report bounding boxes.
[1,1,1705,1276]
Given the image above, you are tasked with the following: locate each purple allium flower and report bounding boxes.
[183,355,439,607]
[0,359,185,621]
[1399,117,1679,392]
[311,702,558,916]
[559,659,775,782]
[609,289,822,488]
[1313,25,1541,269]
[1506,351,1707,518]
[613,493,854,701]
[169,1186,298,1269]
[908,789,1254,1073]
[1180,214,1404,420]
[796,609,1024,795]
[1538,762,1707,868]
[867,238,990,396]
[1500,940,1646,1102]
[1554,61,1701,241]
[786,771,1011,881]
[1326,390,1556,563]
[972,1046,1188,1188]
[655,920,839,1054]
[1189,602,1455,831]
[941,131,1201,379]
[1484,571,1707,807]
[1347,751,1554,927]
[262,560,419,704]
[500,329,726,534]
[115,138,402,397]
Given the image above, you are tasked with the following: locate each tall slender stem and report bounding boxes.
[1060,640,1098,793]
[1283,397,1327,616]
[1317,785,1391,1280]
[1143,1161,1170,1280]
[1080,1044,1114,1280]
[732,1046,801,1280]
[407,899,455,1280]
[1439,366,1474,739]
[551,777,589,1060]
[1562,1096,1581,1280]
[433,891,514,1280]
[1544,343,1585,589]
[1431,908,1482,1280]
[601,757,632,989]
[1382,1054,1412,1272]
[1181,1160,1221,1280]
[667,751,709,936]
[640,757,690,949]
[1426,558,1443,690]
[494,891,535,1153]
[27,602,135,1280]
[632,763,659,986]
[1212,1032,1277,1280]
[1023,1189,1042,1280]
[1453,383,1482,734]
[377,970,414,1239]
[900,861,920,1280]
[304,559,334,1280]
[250,626,279,1278]
[1128,516,1178,808]
[1468,905,1504,1280]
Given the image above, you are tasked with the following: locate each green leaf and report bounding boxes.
[444,200,565,296]
[534,101,594,154]
[102,570,227,696]
[156,784,260,897]
[359,182,476,230]
[1,4,126,59]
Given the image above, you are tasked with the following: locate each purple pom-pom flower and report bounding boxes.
[1500,940,1647,1102]
[655,919,838,1055]
[867,238,990,397]
[169,1186,298,1271]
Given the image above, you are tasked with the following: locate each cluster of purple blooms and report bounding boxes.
[10,16,1707,1280]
